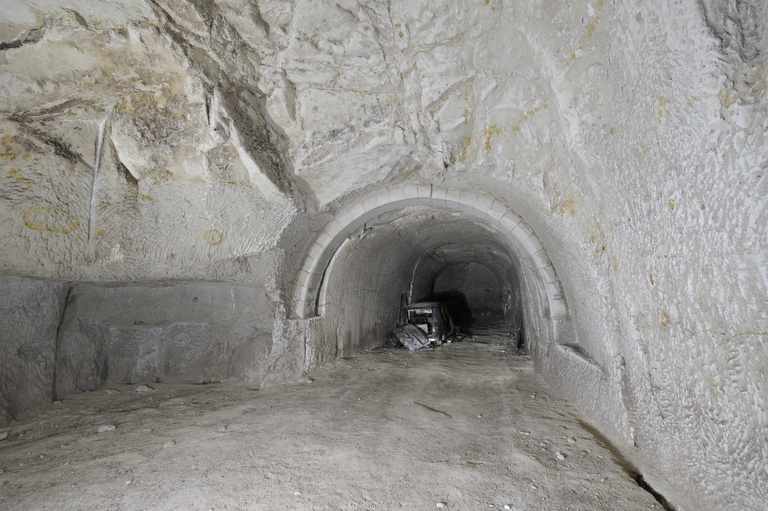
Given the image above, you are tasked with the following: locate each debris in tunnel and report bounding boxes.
[386,302,467,352]
[388,323,431,351]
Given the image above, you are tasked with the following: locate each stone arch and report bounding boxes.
[292,185,568,321]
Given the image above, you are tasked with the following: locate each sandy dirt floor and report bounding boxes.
[0,334,665,511]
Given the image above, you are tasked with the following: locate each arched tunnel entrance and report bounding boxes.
[319,208,524,351]
[293,186,570,367]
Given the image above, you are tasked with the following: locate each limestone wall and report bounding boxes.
[0,278,283,426]
[0,277,68,426]
[54,282,275,394]
[1,1,766,509]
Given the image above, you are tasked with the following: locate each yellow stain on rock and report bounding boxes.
[461,105,470,123]
[458,137,472,163]
[511,104,545,134]
[660,311,670,326]
[97,229,106,236]
[23,206,79,234]
[668,199,676,210]
[655,96,670,125]
[649,274,654,286]
[483,125,502,150]
[140,194,153,201]
[202,229,224,246]
[118,97,134,115]
[1,136,16,159]
[7,168,34,189]
[718,87,740,108]
[553,196,577,217]
[580,17,599,43]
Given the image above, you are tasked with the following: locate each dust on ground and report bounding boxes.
[0,335,664,511]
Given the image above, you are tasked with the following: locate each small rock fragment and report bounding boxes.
[436,503,447,508]
[98,425,116,433]
[104,389,121,396]
[0,432,7,441]
[125,479,133,485]
[163,439,176,448]
[134,385,153,393]
[556,451,566,460]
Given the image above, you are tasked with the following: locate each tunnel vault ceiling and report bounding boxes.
[294,186,565,321]
[1,1,767,511]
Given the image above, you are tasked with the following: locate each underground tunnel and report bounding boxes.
[1,1,767,510]
[317,207,525,351]
[292,187,569,369]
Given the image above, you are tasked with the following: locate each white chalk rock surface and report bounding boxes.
[1,1,766,511]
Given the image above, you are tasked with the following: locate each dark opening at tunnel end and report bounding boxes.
[423,290,475,336]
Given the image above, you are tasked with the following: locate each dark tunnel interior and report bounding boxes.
[316,206,527,357]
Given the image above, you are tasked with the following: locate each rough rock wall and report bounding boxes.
[0,278,278,426]
[54,282,274,395]
[0,277,69,427]
[1,1,766,509]
[316,219,416,363]
[0,5,298,286]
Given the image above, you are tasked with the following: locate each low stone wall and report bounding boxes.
[0,277,278,427]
